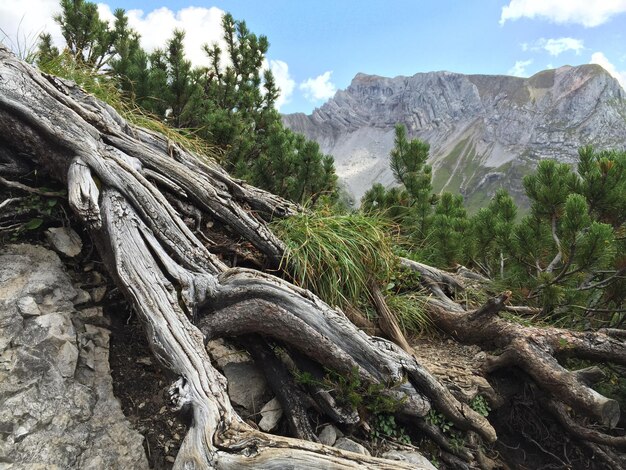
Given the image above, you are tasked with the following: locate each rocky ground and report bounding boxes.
[3,237,614,469]
[0,243,147,469]
[0,238,438,469]
[4,232,619,470]
[107,306,187,469]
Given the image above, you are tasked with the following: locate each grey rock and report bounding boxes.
[45,227,83,257]
[0,244,148,469]
[206,339,269,417]
[333,437,370,456]
[318,424,338,446]
[223,361,271,416]
[284,64,626,209]
[91,286,107,303]
[258,397,283,431]
[77,306,104,321]
[382,450,438,469]
[73,288,92,305]
[16,296,40,316]
[206,338,251,369]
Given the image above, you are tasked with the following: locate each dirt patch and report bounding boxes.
[411,335,492,402]
[107,301,188,469]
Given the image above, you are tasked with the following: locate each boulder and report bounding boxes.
[318,424,339,446]
[258,397,283,432]
[207,338,272,417]
[0,244,148,469]
[333,437,370,456]
[45,227,83,257]
[382,450,438,469]
[223,361,271,416]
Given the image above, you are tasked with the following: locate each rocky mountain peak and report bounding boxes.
[283,65,626,209]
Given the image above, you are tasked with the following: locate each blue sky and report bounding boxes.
[2,1,626,113]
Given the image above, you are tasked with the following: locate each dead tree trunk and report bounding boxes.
[0,48,495,468]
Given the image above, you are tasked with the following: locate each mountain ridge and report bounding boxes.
[283,64,626,209]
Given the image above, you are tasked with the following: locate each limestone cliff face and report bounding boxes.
[283,65,626,209]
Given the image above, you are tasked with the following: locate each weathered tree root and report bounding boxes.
[581,440,626,469]
[408,257,625,425]
[545,398,626,450]
[421,287,625,448]
[400,258,465,311]
[0,47,491,468]
[403,258,626,463]
[198,274,495,441]
[240,336,319,442]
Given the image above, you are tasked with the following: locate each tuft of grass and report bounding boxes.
[272,209,397,308]
[0,18,41,63]
[38,52,219,161]
[385,292,433,335]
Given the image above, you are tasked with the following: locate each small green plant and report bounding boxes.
[295,367,405,415]
[325,368,365,410]
[385,259,423,292]
[22,218,44,230]
[469,395,491,417]
[426,410,453,434]
[1,192,65,243]
[370,414,411,444]
[425,409,467,454]
[448,431,466,453]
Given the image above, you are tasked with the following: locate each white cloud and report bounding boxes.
[500,0,626,27]
[1,2,295,111]
[508,59,533,77]
[590,52,626,89]
[0,0,63,56]
[522,38,584,56]
[540,37,584,56]
[268,60,295,111]
[98,4,225,68]
[300,71,337,102]
[0,2,227,66]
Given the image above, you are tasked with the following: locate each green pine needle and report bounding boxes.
[38,52,219,162]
